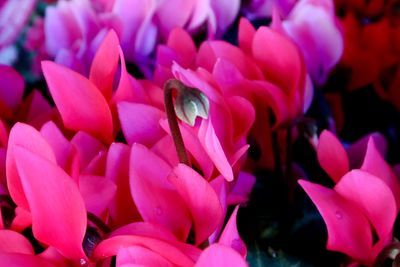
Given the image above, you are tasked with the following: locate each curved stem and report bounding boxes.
[164,79,190,166]
[87,212,111,234]
[373,242,400,267]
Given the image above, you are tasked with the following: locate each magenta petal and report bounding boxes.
[117,246,174,266]
[218,206,247,257]
[317,130,349,182]
[41,61,113,143]
[0,65,24,111]
[40,121,75,175]
[238,18,256,54]
[13,146,87,262]
[198,119,233,181]
[93,235,198,266]
[79,174,116,217]
[0,230,34,254]
[7,123,57,210]
[166,28,196,67]
[106,143,140,227]
[227,172,256,205]
[195,244,248,267]
[0,252,55,267]
[118,102,165,146]
[347,132,387,169]
[227,96,255,142]
[298,180,373,264]
[110,222,178,242]
[89,30,120,101]
[335,170,397,241]
[361,138,400,208]
[252,26,302,94]
[130,144,191,241]
[169,164,223,245]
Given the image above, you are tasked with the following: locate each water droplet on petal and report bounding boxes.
[335,211,343,220]
[155,206,163,216]
[80,258,87,266]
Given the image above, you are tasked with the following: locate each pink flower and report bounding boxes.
[299,130,400,265]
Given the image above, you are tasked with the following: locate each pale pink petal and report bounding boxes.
[0,230,34,254]
[106,143,140,228]
[195,244,248,267]
[41,61,113,143]
[79,174,116,217]
[169,164,223,245]
[317,130,349,182]
[14,146,87,262]
[7,123,57,210]
[117,246,174,266]
[0,65,24,112]
[93,235,198,266]
[0,252,55,267]
[218,206,247,257]
[335,170,397,241]
[360,138,400,208]
[89,30,120,101]
[210,0,240,36]
[299,180,373,264]
[130,144,191,241]
[118,102,165,146]
[198,119,233,181]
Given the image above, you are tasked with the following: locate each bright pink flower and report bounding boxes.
[299,131,400,265]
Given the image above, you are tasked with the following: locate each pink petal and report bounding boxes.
[117,246,174,266]
[0,65,24,112]
[159,119,214,180]
[218,206,247,257]
[110,222,178,242]
[361,138,400,209]
[10,207,32,233]
[166,28,196,67]
[317,130,349,182]
[79,174,116,217]
[198,119,233,181]
[0,230,34,254]
[110,47,135,104]
[195,244,248,267]
[227,96,255,142]
[0,252,55,267]
[70,131,106,172]
[130,144,191,241]
[41,61,113,144]
[14,146,87,262]
[238,18,256,55]
[89,30,120,101]
[298,180,373,264]
[118,102,165,147]
[335,170,397,241]
[0,0,35,47]
[347,132,387,169]
[106,143,140,228]
[93,235,198,266]
[7,123,57,210]
[40,121,75,175]
[169,164,223,245]
[252,26,302,95]
[151,135,180,167]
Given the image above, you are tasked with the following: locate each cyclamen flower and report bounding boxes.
[299,130,400,265]
[37,0,240,75]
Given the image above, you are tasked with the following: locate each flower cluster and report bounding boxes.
[0,0,399,266]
